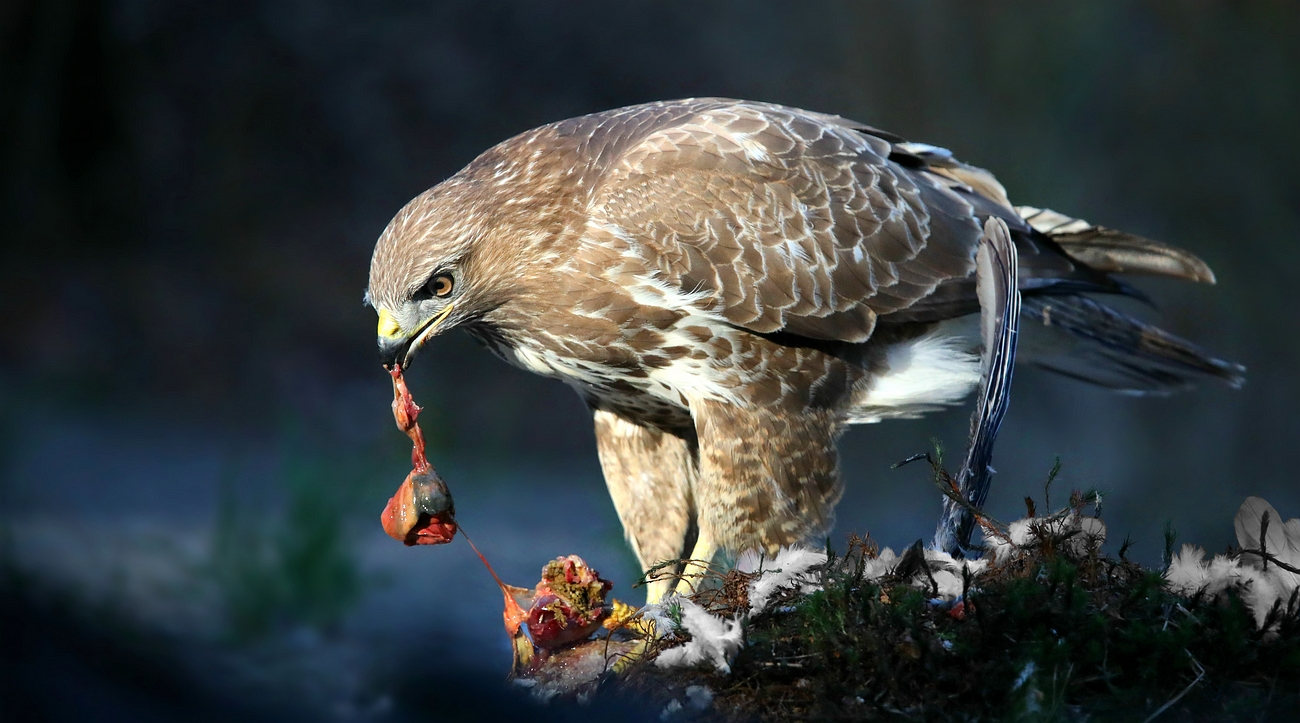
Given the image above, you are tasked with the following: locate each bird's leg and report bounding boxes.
[674,532,718,596]
[591,410,699,604]
[690,398,843,564]
[645,575,676,605]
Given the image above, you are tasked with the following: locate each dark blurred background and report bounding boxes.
[2,1,1297,720]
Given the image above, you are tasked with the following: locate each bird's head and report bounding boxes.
[365,181,492,369]
[365,153,576,369]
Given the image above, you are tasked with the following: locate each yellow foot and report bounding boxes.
[602,597,671,675]
[603,598,660,638]
[610,638,651,675]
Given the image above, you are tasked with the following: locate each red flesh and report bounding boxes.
[525,555,613,650]
[379,368,615,662]
[381,365,457,545]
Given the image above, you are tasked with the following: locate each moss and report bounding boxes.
[623,526,1300,722]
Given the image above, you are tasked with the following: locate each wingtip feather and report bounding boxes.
[1014,206,1219,285]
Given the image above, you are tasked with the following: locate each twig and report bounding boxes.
[1044,457,1061,510]
[1141,654,1205,723]
[635,556,730,589]
[1239,547,1300,576]
[1261,511,1271,571]
[897,451,1012,548]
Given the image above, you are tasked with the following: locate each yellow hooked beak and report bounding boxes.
[377,308,402,340]
[376,303,456,369]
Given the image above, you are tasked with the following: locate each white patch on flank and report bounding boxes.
[587,219,636,244]
[509,344,560,377]
[648,357,734,407]
[895,142,954,159]
[734,134,770,163]
[849,321,981,423]
[644,315,744,406]
[787,237,807,264]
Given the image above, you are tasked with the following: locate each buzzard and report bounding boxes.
[366,99,1243,601]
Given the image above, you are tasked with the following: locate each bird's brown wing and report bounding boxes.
[584,101,1096,342]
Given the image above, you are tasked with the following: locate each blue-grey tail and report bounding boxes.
[1018,294,1245,394]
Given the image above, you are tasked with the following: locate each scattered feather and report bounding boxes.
[741,546,828,615]
[821,545,989,602]
[987,513,1106,562]
[1164,544,1210,594]
[639,600,682,636]
[659,698,683,720]
[857,547,894,579]
[914,549,988,600]
[654,598,744,673]
[684,685,714,711]
[1235,496,1300,587]
[1166,497,1300,629]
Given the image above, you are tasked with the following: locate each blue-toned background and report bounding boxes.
[3,2,1297,720]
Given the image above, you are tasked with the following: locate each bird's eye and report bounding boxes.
[428,274,454,298]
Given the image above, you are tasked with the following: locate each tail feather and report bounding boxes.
[1016,206,1217,285]
[1018,295,1245,394]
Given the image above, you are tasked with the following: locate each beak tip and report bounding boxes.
[378,339,407,370]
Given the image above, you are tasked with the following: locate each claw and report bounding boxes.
[602,598,660,639]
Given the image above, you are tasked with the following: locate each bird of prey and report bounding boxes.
[366,98,1243,601]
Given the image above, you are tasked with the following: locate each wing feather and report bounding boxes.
[588,101,985,343]
[576,99,1176,343]
[1016,206,1216,284]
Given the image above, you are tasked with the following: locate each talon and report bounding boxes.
[602,598,639,630]
[603,598,662,639]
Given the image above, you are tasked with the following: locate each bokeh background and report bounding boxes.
[3,2,1298,720]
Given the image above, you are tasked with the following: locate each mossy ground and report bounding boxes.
[620,532,1300,722]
